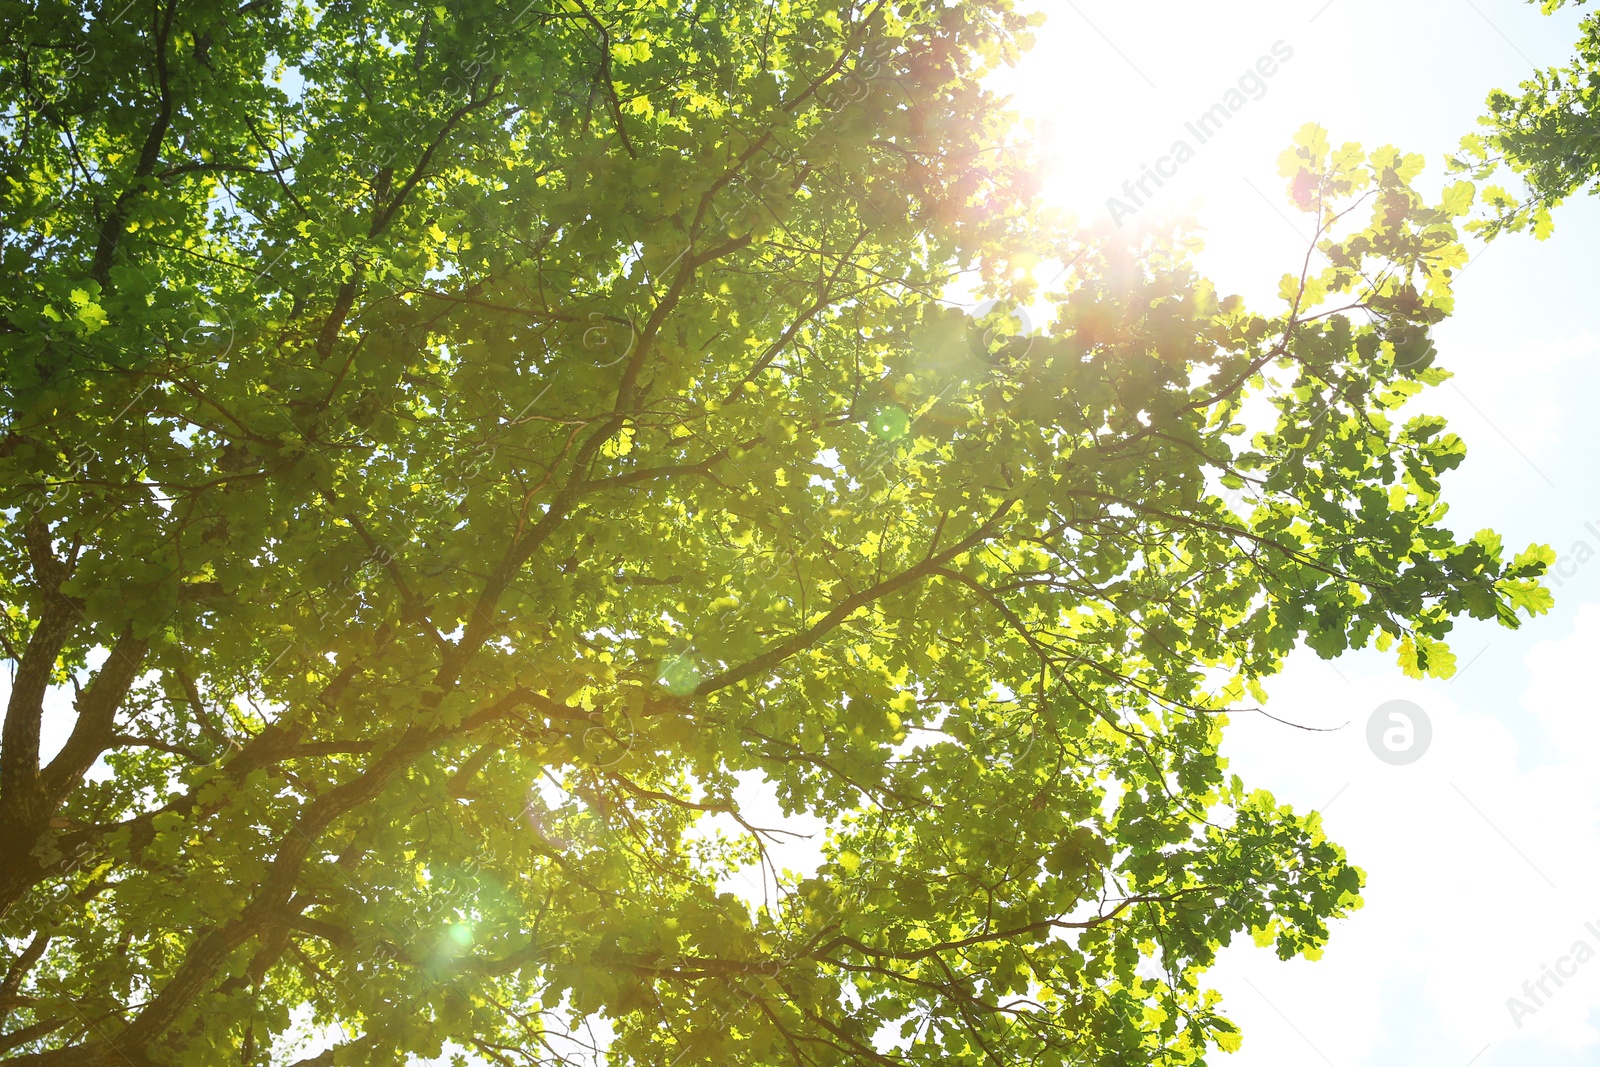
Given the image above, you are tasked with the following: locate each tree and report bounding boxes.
[1455,0,1600,237]
[0,1,1552,1064]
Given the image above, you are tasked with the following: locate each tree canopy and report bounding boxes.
[0,2,1553,1066]
[1455,0,1600,237]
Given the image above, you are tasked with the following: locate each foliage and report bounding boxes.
[0,2,1550,1065]
[1454,0,1600,238]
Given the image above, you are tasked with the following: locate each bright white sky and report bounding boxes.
[987,2,1600,1065]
